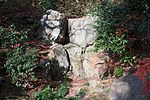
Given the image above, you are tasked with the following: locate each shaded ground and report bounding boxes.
[66,75,112,100]
[0,77,29,99]
[0,40,50,100]
[0,57,30,99]
[134,58,150,96]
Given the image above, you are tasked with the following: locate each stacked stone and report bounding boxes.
[38,9,68,44]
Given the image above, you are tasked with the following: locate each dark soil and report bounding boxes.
[0,61,29,100]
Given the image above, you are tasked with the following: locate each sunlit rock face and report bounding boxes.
[68,16,97,48]
[65,16,98,79]
[65,16,109,88]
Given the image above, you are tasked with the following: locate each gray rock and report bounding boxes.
[52,44,69,71]
[41,14,48,26]
[64,16,110,82]
[109,80,130,100]
[46,20,60,28]
[38,44,70,81]
[50,28,60,41]
[64,43,86,78]
[46,9,64,20]
[63,16,98,79]
[38,9,68,44]
[68,16,97,48]
[48,44,70,80]
[38,15,110,89]
[83,48,108,78]
[64,43,109,81]
[109,75,148,100]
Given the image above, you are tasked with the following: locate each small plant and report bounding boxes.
[67,96,80,100]
[34,84,87,100]
[0,24,37,86]
[34,86,53,100]
[34,84,69,100]
[4,46,37,86]
[76,89,86,99]
[121,55,137,66]
[0,26,4,46]
[67,89,86,100]
[147,92,150,100]
[114,66,123,78]
[58,84,69,98]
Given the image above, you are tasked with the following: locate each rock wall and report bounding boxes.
[38,9,109,85]
[67,16,110,81]
[37,9,149,100]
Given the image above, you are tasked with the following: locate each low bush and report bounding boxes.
[34,84,86,100]
[4,46,37,86]
[37,0,55,11]
[0,25,37,86]
[90,0,128,56]
[0,25,28,47]
[90,0,146,65]
[37,0,99,16]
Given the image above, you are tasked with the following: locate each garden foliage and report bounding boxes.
[90,0,146,64]
[34,84,86,100]
[0,25,28,47]
[34,84,69,100]
[0,25,37,87]
[5,46,37,86]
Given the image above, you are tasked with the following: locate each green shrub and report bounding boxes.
[90,0,128,60]
[34,86,52,100]
[34,84,86,100]
[34,84,69,100]
[44,0,99,16]
[90,0,146,64]
[0,25,28,47]
[4,46,37,86]
[0,26,4,46]
[38,0,55,11]
[0,25,37,86]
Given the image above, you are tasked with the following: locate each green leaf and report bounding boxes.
[114,67,123,78]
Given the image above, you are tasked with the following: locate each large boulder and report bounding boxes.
[109,75,148,100]
[64,16,98,78]
[38,44,70,81]
[83,46,109,79]
[68,16,97,47]
[38,9,68,44]
[48,44,70,80]
[64,16,109,81]
[38,14,110,88]
[64,43,86,78]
